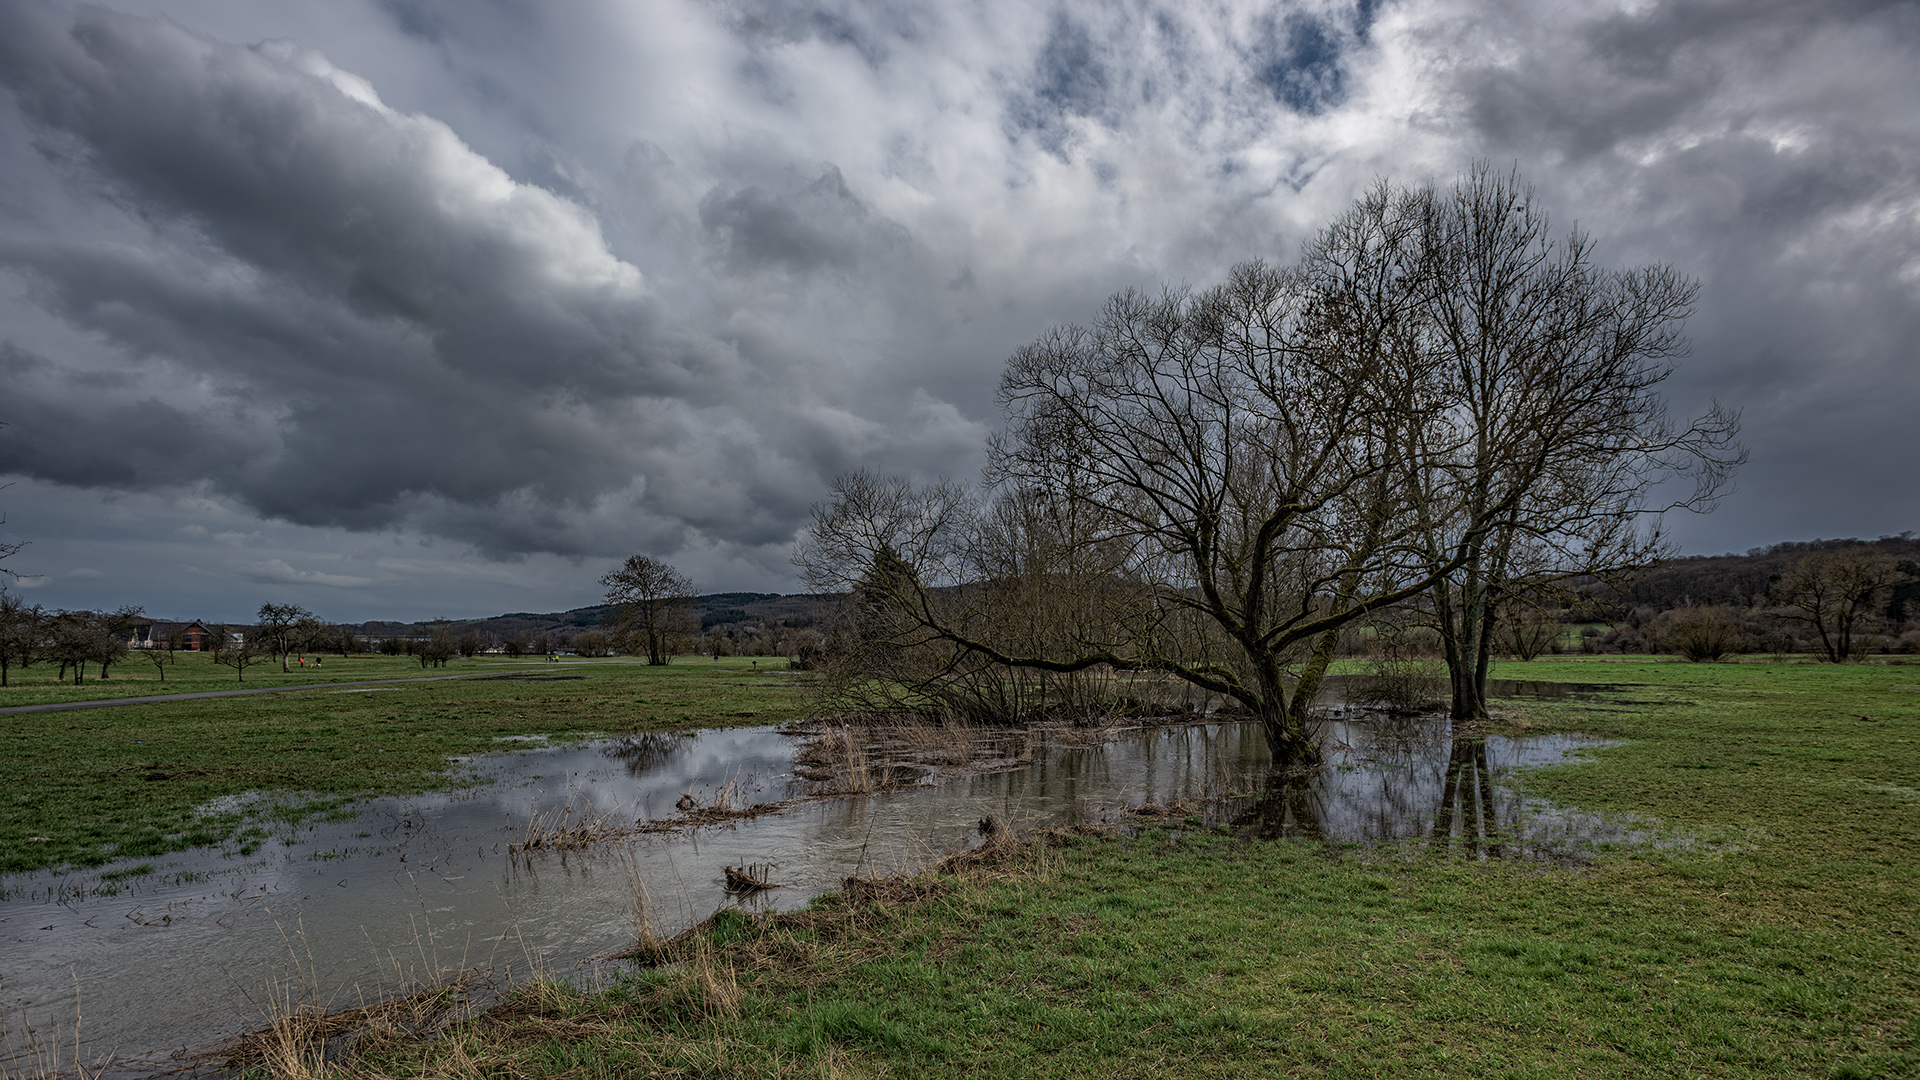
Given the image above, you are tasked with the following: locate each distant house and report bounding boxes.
[138,620,220,651]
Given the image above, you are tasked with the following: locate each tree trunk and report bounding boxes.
[1439,585,1497,722]
[1258,702,1321,769]
[1252,647,1323,769]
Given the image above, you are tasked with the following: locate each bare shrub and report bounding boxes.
[1652,604,1748,662]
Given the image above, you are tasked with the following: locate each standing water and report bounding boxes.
[0,702,1629,1073]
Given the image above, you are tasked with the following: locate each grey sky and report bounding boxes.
[0,0,1914,621]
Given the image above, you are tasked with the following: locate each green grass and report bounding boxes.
[0,657,806,873]
[337,658,1918,1079]
[0,650,555,705]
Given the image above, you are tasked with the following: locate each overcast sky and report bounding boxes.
[0,0,1915,622]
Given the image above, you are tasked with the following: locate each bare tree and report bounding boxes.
[1771,548,1908,662]
[92,605,143,680]
[0,522,21,578]
[1401,166,1743,719]
[456,630,487,658]
[45,610,108,684]
[803,189,1505,766]
[1495,596,1564,662]
[211,627,267,681]
[0,592,41,686]
[324,623,363,656]
[142,628,178,681]
[601,555,696,666]
[416,626,456,668]
[254,603,315,672]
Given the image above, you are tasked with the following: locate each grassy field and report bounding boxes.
[0,657,806,874]
[321,658,1918,1079]
[0,650,558,705]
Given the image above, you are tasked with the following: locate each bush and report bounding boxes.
[571,629,613,657]
[1652,604,1747,662]
[1350,658,1445,712]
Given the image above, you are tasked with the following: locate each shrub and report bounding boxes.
[1653,604,1747,662]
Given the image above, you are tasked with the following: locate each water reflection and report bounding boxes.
[0,708,1628,1074]
[600,732,693,777]
[1224,719,1619,860]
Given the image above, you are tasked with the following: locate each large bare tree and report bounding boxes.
[1401,166,1743,720]
[802,184,1507,766]
[1771,548,1908,662]
[601,555,696,665]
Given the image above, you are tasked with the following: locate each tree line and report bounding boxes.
[1587,541,1918,662]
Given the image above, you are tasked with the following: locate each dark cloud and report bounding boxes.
[0,0,1912,616]
[698,166,907,275]
[0,2,932,565]
[1438,0,1920,551]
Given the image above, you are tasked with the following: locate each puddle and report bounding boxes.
[0,701,1629,1074]
[1482,678,1632,700]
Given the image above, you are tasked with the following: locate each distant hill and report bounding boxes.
[353,592,839,643]
[1610,534,1920,618]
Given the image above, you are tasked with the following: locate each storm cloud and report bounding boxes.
[0,0,1913,618]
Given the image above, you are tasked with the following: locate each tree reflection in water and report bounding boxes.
[600,732,692,777]
[1225,717,1518,857]
[1430,736,1501,858]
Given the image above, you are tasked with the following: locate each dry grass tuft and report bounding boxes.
[215,973,483,1077]
[0,1007,105,1080]
[509,799,626,853]
[724,863,780,893]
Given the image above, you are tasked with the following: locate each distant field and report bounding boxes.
[0,650,566,706]
[0,657,808,873]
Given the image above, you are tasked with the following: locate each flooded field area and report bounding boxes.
[0,688,1633,1074]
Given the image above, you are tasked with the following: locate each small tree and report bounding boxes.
[456,630,486,658]
[45,611,103,684]
[142,631,177,681]
[92,605,143,680]
[325,623,362,656]
[254,603,315,672]
[600,555,696,666]
[211,628,266,681]
[1772,549,1909,663]
[290,615,327,662]
[0,592,41,687]
[416,627,456,668]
